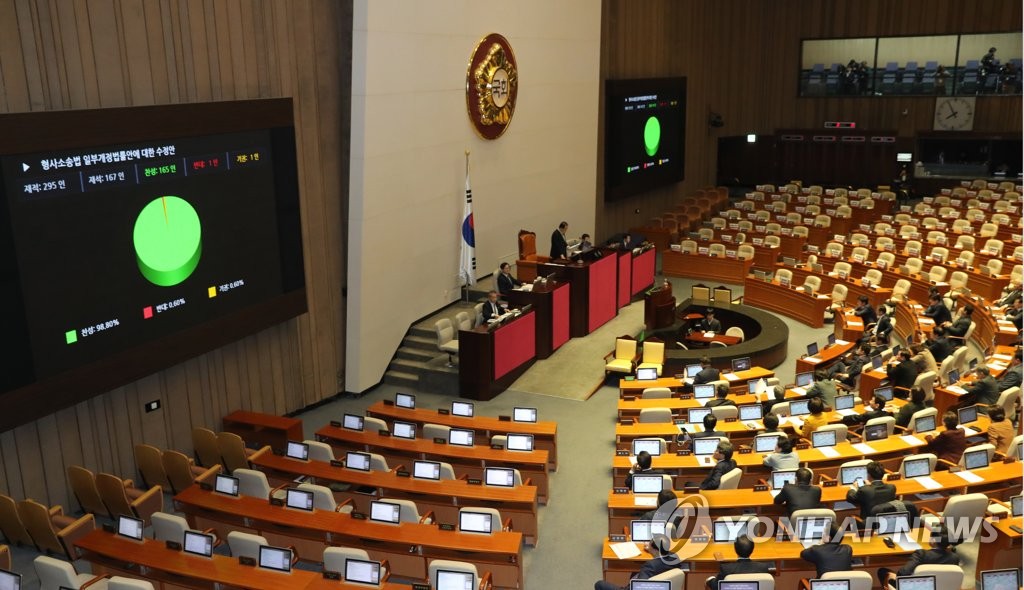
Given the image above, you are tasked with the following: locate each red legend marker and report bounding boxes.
[143,306,154,319]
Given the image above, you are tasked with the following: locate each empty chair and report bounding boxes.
[234,468,280,499]
[929,247,949,263]
[298,482,353,512]
[385,499,434,524]
[833,262,852,277]
[18,500,92,557]
[710,406,738,421]
[717,468,743,490]
[865,416,895,438]
[67,465,110,518]
[737,244,755,260]
[427,560,488,590]
[152,512,200,543]
[955,234,975,250]
[638,339,665,376]
[33,555,110,590]
[775,269,793,286]
[912,565,963,590]
[835,205,852,218]
[605,336,639,375]
[801,276,821,294]
[324,547,391,582]
[813,214,830,227]
[903,407,938,434]
[899,225,916,238]
[995,387,1021,418]
[422,423,451,441]
[765,223,782,235]
[815,424,848,443]
[641,387,672,399]
[435,318,459,367]
[763,235,781,248]
[876,252,895,268]
[873,222,891,235]
[926,230,945,243]
[952,444,995,470]
[875,236,894,251]
[891,279,911,301]
[955,251,975,267]
[725,326,744,341]
[648,568,686,590]
[162,450,209,494]
[108,578,155,590]
[827,284,848,312]
[899,454,937,477]
[227,530,268,559]
[134,443,171,490]
[639,408,673,423]
[0,494,34,547]
[698,228,714,241]
[980,224,999,238]
[903,257,923,274]
[929,266,947,283]
[722,573,774,590]
[852,247,870,262]
[454,311,473,332]
[708,244,726,257]
[792,226,809,238]
[818,571,872,590]
[304,440,336,463]
[95,473,163,526]
[904,240,923,255]
[863,269,883,285]
[680,239,697,254]
[191,427,221,468]
[984,239,1004,256]
[216,432,256,473]
[952,219,972,233]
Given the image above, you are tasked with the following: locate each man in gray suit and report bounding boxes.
[805,370,838,408]
[998,350,1022,392]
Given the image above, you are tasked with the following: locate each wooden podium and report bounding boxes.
[644,282,676,331]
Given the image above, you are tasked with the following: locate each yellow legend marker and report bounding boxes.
[208,286,217,298]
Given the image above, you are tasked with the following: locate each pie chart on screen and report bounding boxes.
[133,196,202,287]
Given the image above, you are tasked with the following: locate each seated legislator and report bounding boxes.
[846,461,896,520]
[910,343,938,376]
[625,451,663,489]
[482,290,505,322]
[830,345,870,389]
[762,386,788,417]
[800,398,829,439]
[699,441,737,491]
[496,262,522,295]
[679,414,727,450]
[886,350,919,394]
[761,413,783,434]
[997,350,1022,391]
[922,293,952,326]
[801,524,853,578]
[1005,297,1024,330]
[895,387,928,428]
[551,221,569,260]
[964,366,999,410]
[805,370,838,408]
[594,534,683,590]
[923,411,968,469]
[944,304,973,338]
[774,467,822,517]
[877,524,960,588]
[926,326,954,364]
[699,309,722,334]
[845,394,891,426]
[987,405,1016,454]
[705,384,736,408]
[853,295,877,325]
[763,437,799,471]
[706,535,773,590]
[694,357,721,385]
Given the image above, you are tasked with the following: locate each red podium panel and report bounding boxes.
[617,252,631,309]
[494,313,536,380]
[631,248,656,296]
[589,254,618,332]
[458,311,537,400]
[552,283,570,350]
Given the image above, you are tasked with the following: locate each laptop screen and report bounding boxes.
[947,369,960,384]
[392,421,416,439]
[795,372,813,387]
[797,516,831,542]
[448,428,474,446]
[484,467,516,487]
[981,569,1021,590]
[914,415,936,433]
[633,438,663,457]
[834,394,855,410]
[632,474,664,494]
[285,441,309,461]
[459,511,493,534]
[685,364,702,377]
[0,570,21,590]
[957,405,978,424]
[214,474,239,496]
[871,355,882,370]
[895,575,936,590]
[436,570,476,590]
[739,404,763,421]
[748,380,762,394]
[451,401,474,417]
[903,458,931,478]
[413,460,441,480]
[513,407,538,422]
[1012,495,1022,518]
[771,469,797,490]
[875,511,911,536]
[810,580,849,590]
[117,515,144,541]
[964,449,990,470]
[874,386,894,401]
[694,384,715,399]
[827,333,837,346]
[713,519,751,543]
[864,423,889,441]
[731,357,751,372]
[395,393,416,408]
[345,451,371,471]
[789,399,810,416]
[807,342,819,356]
[637,367,659,381]
[258,545,292,573]
[183,530,214,557]
[969,358,978,370]
[840,465,868,485]
[369,501,402,524]
[812,429,837,448]
[630,581,672,590]
[344,558,381,585]
[506,433,534,451]
[693,437,720,455]
[688,407,712,424]
[285,488,314,511]
[342,414,364,431]
[756,435,782,453]
[630,520,667,542]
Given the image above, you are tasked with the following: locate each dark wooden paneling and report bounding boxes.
[0,0,350,509]
[598,0,1022,236]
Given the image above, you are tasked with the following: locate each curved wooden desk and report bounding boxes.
[663,251,753,284]
[742,278,832,328]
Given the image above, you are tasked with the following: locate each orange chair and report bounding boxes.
[94,473,163,526]
[17,500,95,558]
[515,230,551,282]
[0,494,34,547]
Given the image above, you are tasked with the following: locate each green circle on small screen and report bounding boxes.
[644,116,661,157]
[133,196,202,287]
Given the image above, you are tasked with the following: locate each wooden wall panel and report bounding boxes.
[598,0,1022,237]
[0,0,350,509]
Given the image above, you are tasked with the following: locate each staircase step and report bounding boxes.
[392,358,429,372]
[404,335,437,351]
[396,347,434,362]
[382,370,419,387]
[409,325,437,339]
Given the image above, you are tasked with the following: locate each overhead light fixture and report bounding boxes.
[746,134,756,143]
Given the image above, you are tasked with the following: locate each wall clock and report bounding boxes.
[466,33,518,140]
[933,96,976,131]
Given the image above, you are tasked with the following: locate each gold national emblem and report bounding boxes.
[466,33,518,140]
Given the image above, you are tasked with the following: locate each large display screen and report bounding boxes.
[0,99,305,431]
[605,77,686,200]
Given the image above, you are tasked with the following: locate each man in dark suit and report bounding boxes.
[965,366,1000,411]
[482,290,505,322]
[681,414,727,449]
[800,524,853,578]
[849,394,892,425]
[693,357,720,385]
[705,384,735,408]
[846,461,896,520]
[707,535,772,590]
[998,350,1023,392]
[871,306,894,343]
[877,525,960,588]
[699,440,737,490]
[1005,297,1023,329]
[895,387,928,428]
[926,326,954,363]
[495,262,522,295]
[550,221,569,259]
[831,346,869,389]
[699,310,722,334]
[594,534,683,590]
[773,467,822,516]
[625,450,663,489]
[853,295,877,325]
[886,350,919,393]
[922,293,952,326]
[762,386,788,417]
[945,304,974,338]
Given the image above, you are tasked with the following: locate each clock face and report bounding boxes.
[466,33,518,140]
[933,97,976,131]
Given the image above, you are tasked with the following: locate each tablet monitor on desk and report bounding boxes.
[947,369,960,385]
[807,342,819,356]
[797,515,831,543]
[183,530,214,557]
[871,355,883,370]
[506,433,534,451]
[345,451,371,472]
[738,404,763,421]
[285,488,314,511]
[285,440,309,461]
[630,520,666,542]
[344,558,381,585]
[0,570,21,590]
[713,519,751,543]
[485,467,516,487]
[731,357,751,372]
[395,392,416,408]
[895,575,936,590]
[214,474,240,497]
[903,457,932,478]
[632,438,663,457]
[718,582,759,590]
[914,415,936,434]
[693,437,720,455]
[451,401,474,417]
[980,569,1021,590]
[630,581,672,590]
[117,515,144,541]
[436,570,476,590]
[810,580,849,590]
[513,407,537,422]
[957,405,978,425]
[342,413,364,431]
[873,386,894,402]
[1012,495,1022,518]
[631,474,664,494]
[864,423,889,441]
[694,384,715,399]
[413,460,441,480]
[369,500,402,524]
[812,429,836,448]
[685,364,702,378]
[748,381,762,394]
[448,428,475,446]
[789,399,811,416]
[795,372,813,388]
[840,464,868,485]
[963,448,990,470]
[874,511,911,536]
[459,510,493,534]
[392,420,416,439]
[258,545,293,573]
[636,367,659,381]
[756,435,782,454]
[771,469,797,490]
[834,394,855,410]
[688,407,712,424]
[827,333,836,346]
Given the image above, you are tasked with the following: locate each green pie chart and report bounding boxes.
[133,196,202,287]
[644,116,661,157]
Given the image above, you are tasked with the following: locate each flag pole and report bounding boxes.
[464,149,471,303]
